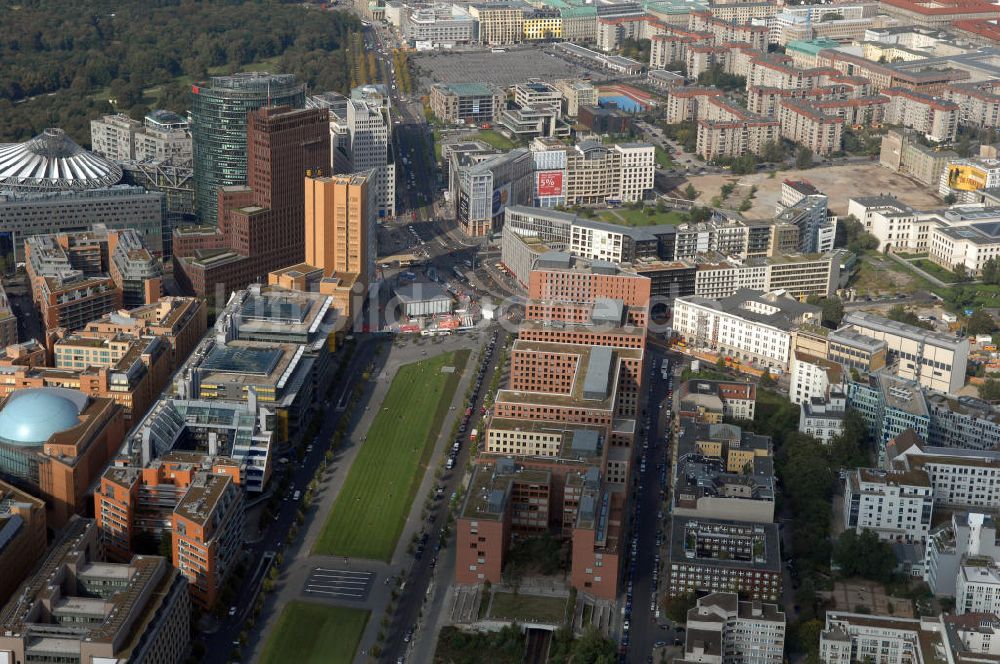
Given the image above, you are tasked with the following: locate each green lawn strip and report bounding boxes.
[851,256,933,295]
[433,129,443,161]
[913,258,961,283]
[476,129,517,150]
[313,349,470,560]
[654,145,675,169]
[595,208,688,226]
[260,602,369,664]
[488,592,568,624]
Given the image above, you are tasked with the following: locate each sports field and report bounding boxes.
[313,349,470,560]
[260,602,368,664]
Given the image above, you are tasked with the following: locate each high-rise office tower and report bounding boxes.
[304,171,374,290]
[190,72,305,226]
[174,105,329,297]
[342,85,395,219]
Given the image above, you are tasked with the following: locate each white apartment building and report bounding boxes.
[554,79,598,118]
[672,289,822,372]
[616,143,656,203]
[929,222,1000,277]
[945,83,1000,130]
[883,88,959,143]
[91,110,192,165]
[766,3,871,44]
[681,593,786,664]
[344,87,396,219]
[889,434,1000,511]
[820,613,939,664]
[844,468,934,543]
[958,564,1000,615]
[842,310,969,395]
[469,5,524,46]
[800,390,847,444]
[790,352,842,406]
[570,221,632,264]
[925,512,1000,596]
[693,253,840,300]
[404,4,477,45]
[563,141,655,205]
[513,80,562,112]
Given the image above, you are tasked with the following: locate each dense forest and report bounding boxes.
[0,0,362,144]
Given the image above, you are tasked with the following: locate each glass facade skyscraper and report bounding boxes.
[190,72,305,226]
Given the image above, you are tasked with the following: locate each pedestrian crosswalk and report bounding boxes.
[303,568,374,602]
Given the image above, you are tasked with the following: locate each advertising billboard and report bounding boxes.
[536,170,564,197]
[491,182,511,217]
[947,164,988,192]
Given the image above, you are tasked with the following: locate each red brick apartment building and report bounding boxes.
[456,255,650,601]
[96,451,244,609]
[174,106,330,297]
[457,458,627,600]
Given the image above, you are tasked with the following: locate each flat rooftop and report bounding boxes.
[669,517,781,572]
[174,473,232,526]
[843,310,967,349]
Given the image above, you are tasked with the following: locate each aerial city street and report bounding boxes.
[6,0,1000,663]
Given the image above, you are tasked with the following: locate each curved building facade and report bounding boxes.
[0,129,123,192]
[0,388,88,488]
[190,72,305,226]
[0,387,125,527]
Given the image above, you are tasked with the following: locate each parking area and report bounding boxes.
[302,568,375,602]
[412,45,617,93]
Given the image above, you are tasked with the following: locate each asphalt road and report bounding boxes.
[380,327,511,663]
[623,351,688,663]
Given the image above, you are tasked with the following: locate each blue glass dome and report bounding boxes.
[0,389,84,446]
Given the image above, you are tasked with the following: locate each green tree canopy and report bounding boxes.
[983,258,1000,285]
[837,215,878,254]
[807,295,845,328]
[968,310,998,335]
[829,410,869,469]
[760,140,787,163]
[887,304,932,330]
[697,63,746,91]
[979,378,1000,402]
[0,1,361,142]
[795,146,814,169]
[833,529,897,582]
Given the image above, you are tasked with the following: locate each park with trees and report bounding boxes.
[0,0,362,143]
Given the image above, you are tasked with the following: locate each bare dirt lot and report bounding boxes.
[679,163,942,218]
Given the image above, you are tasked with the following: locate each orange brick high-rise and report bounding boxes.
[174,105,330,297]
[456,253,651,601]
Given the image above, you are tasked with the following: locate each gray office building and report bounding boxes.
[0,186,166,258]
[190,72,305,226]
